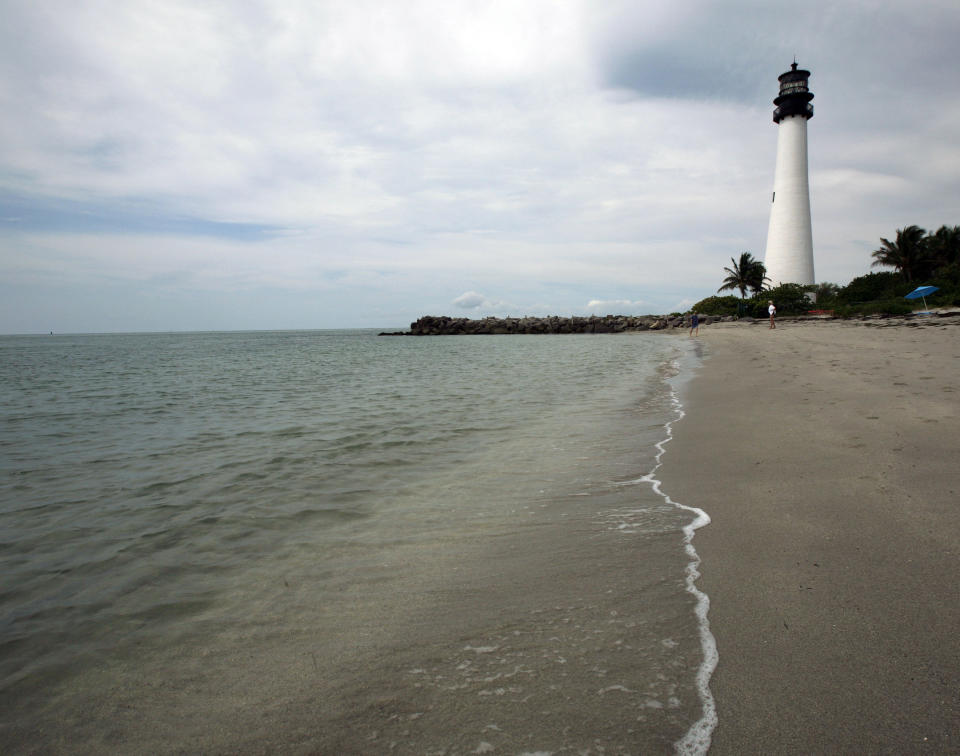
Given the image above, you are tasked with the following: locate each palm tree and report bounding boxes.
[718,252,768,298]
[746,260,770,296]
[926,225,960,269]
[871,225,928,282]
[811,282,840,302]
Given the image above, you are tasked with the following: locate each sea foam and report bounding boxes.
[641,358,718,756]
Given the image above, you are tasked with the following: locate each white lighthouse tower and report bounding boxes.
[763,62,815,286]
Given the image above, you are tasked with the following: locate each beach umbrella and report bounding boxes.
[904,285,939,312]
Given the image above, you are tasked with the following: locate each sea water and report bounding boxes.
[0,330,712,754]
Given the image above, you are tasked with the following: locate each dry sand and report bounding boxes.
[661,317,960,754]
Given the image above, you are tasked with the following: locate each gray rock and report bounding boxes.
[403,314,695,335]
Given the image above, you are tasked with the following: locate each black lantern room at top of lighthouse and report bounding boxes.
[773,62,814,123]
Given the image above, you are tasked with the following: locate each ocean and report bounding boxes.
[0,329,713,754]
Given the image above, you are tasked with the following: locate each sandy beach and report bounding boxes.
[661,317,960,753]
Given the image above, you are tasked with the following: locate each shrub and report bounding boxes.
[836,272,906,303]
[834,300,914,317]
[834,268,958,313]
[809,282,841,304]
[925,266,960,306]
[751,283,812,316]
[688,295,742,316]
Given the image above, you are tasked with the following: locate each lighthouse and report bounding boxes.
[763,62,815,286]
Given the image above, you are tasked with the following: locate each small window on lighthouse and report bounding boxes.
[772,191,776,203]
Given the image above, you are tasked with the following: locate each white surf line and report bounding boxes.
[640,361,718,756]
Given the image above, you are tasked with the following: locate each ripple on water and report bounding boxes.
[0,330,711,752]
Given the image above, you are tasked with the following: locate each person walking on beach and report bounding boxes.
[689,312,700,337]
[768,300,776,329]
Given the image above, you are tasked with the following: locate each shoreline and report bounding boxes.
[660,319,960,752]
[383,310,960,335]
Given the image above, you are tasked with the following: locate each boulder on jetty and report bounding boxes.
[381,314,731,335]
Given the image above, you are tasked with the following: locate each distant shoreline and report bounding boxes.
[383,313,728,335]
[382,310,960,335]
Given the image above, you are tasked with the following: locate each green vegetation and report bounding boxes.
[834,271,903,302]
[717,252,769,298]
[748,284,809,316]
[687,295,742,316]
[692,225,960,317]
[871,224,960,282]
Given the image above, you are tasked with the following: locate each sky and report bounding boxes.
[2,0,959,333]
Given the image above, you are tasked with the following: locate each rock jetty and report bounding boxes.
[382,314,732,336]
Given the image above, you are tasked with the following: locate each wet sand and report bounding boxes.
[661,317,960,753]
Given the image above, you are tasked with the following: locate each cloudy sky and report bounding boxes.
[2,0,958,333]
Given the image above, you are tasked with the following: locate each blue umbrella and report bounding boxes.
[904,285,939,312]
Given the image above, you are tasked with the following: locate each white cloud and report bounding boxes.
[453,291,486,309]
[2,0,959,332]
[586,299,649,314]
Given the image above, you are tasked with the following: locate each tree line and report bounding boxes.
[692,225,960,317]
[871,224,959,282]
